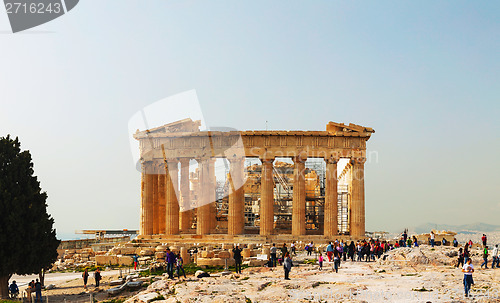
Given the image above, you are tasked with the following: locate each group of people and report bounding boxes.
[12,232,495,300]
[164,248,187,279]
[82,267,102,289]
[456,234,500,297]
[9,279,43,302]
[269,243,290,267]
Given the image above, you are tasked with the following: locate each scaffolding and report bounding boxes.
[213,159,351,234]
[338,184,350,234]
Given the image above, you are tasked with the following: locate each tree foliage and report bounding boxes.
[0,135,60,298]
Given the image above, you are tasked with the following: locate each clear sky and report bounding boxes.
[0,1,498,239]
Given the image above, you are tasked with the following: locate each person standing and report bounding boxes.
[34,279,43,303]
[326,242,334,262]
[430,231,435,247]
[283,252,292,280]
[82,268,89,289]
[348,241,355,261]
[333,246,340,273]
[94,268,102,287]
[233,244,243,274]
[281,243,288,260]
[165,248,176,279]
[464,243,470,264]
[337,243,344,264]
[270,243,277,267]
[291,242,296,255]
[133,254,139,270]
[357,242,363,261]
[26,280,34,302]
[176,253,186,278]
[453,238,458,247]
[307,242,313,256]
[481,246,489,269]
[462,258,474,297]
[491,245,498,269]
[318,253,324,270]
[456,248,464,268]
[482,234,487,247]
[342,241,347,261]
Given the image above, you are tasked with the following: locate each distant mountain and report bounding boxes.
[414,222,500,234]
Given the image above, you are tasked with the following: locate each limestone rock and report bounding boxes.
[140,249,155,256]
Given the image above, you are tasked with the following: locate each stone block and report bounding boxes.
[95,255,118,266]
[118,256,134,266]
[180,247,190,264]
[201,251,215,258]
[140,249,155,256]
[242,248,252,258]
[155,245,167,252]
[196,257,225,267]
[120,247,137,255]
[109,247,121,255]
[155,252,166,260]
[243,259,267,267]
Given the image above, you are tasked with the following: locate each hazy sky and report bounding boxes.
[0,1,498,239]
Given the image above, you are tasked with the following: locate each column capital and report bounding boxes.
[143,161,155,174]
[179,158,190,165]
[259,157,275,163]
[325,156,339,164]
[165,158,179,164]
[351,157,366,165]
[227,156,245,164]
[292,154,307,163]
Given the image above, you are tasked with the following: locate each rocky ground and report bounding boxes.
[10,245,500,303]
[123,245,500,303]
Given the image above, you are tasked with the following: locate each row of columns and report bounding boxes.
[140,156,366,237]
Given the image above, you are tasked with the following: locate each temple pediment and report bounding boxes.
[326,121,375,134]
[134,118,202,138]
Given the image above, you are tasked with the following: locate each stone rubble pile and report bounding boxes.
[52,248,96,270]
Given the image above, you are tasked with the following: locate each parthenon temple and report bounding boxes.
[134,119,374,243]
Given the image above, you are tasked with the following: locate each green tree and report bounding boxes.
[0,135,60,299]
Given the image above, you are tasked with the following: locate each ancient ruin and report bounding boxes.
[133,120,374,243]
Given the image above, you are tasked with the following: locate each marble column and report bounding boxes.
[228,158,245,235]
[350,158,366,237]
[158,169,166,234]
[292,155,307,236]
[208,159,217,231]
[179,158,193,232]
[141,161,155,235]
[260,158,274,235]
[196,158,211,235]
[324,157,338,236]
[139,162,146,235]
[152,162,160,234]
[165,159,179,235]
